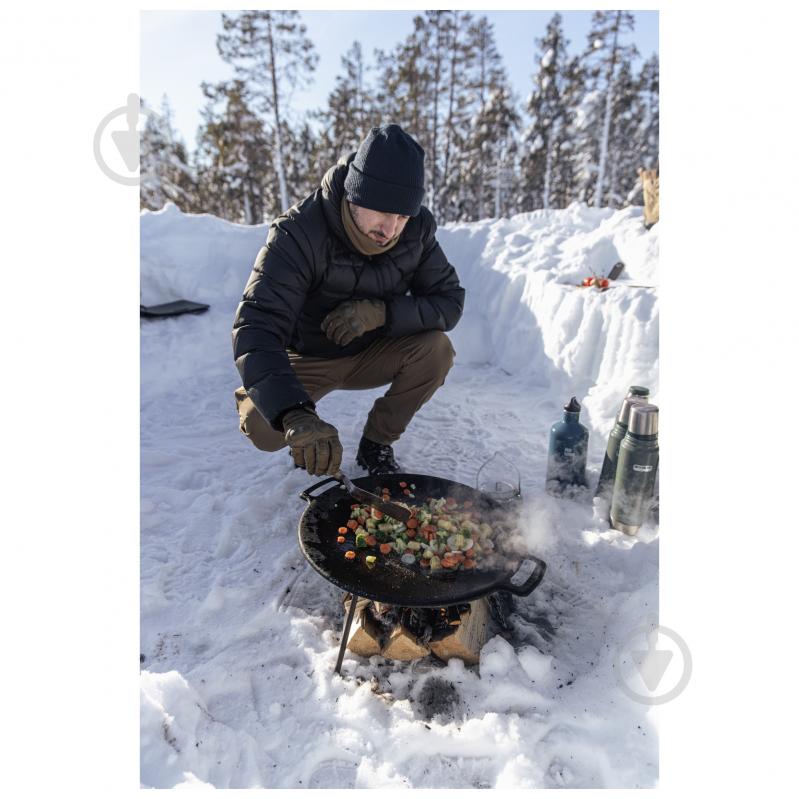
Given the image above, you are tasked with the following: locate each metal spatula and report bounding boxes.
[335,471,412,523]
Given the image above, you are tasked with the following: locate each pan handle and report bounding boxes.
[497,556,547,597]
[299,476,341,503]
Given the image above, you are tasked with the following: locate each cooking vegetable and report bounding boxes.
[346,492,497,572]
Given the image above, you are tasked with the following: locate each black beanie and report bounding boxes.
[344,124,425,217]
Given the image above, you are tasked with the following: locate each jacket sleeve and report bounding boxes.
[383,211,465,338]
[232,220,316,429]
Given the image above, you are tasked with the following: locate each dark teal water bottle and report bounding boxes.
[546,397,589,495]
[610,404,659,534]
[595,387,650,501]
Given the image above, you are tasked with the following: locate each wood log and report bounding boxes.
[638,167,660,227]
[343,595,382,658]
[381,624,431,661]
[429,597,490,666]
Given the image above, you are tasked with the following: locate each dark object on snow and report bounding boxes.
[140,300,209,319]
[607,261,625,281]
[546,397,589,495]
[487,590,515,631]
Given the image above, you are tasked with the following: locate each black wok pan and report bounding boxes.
[298,472,546,608]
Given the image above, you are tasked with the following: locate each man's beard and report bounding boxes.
[351,204,389,245]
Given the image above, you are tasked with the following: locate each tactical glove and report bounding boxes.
[321,299,386,347]
[282,408,343,476]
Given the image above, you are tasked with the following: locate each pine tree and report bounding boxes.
[323,40,375,160]
[634,54,659,172]
[437,10,477,222]
[139,95,197,212]
[459,16,507,221]
[374,17,434,150]
[520,13,572,211]
[382,13,511,222]
[217,10,318,213]
[604,58,640,207]
[194,80,270,224]
[581,10,639,207]
[550,56,586,208]
[474,82,521,218]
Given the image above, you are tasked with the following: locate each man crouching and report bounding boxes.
[232,124,465,476]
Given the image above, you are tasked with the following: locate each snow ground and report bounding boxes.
[140,202,659,788]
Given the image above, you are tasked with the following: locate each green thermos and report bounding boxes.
[610,403,659,535]
[595,386,650,500]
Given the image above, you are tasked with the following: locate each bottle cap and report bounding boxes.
[564,396,581,413]
[617,396,647,426]
[627,385,650,398]
[629,403,659,436]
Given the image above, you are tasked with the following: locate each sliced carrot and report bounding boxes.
[344,550,356,560]
[365,535,377,547]
[371,509,384,520]
[406,518,418,529]
[379,543,393,555]
[346,519,358,530]
[406,529,417,539]
[463,559,476,569]
[464,549,474,558]
[338,526,348,534]
[399,481,407,488]
[337,535,346,544]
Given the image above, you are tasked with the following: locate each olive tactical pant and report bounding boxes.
[235,330,455,451]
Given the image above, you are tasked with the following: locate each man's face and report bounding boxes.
[348,202,410,247]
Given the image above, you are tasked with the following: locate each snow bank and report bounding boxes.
[140,202,659,788]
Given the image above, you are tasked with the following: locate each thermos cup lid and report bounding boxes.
[618,396,647,426]
[629,403,659,436]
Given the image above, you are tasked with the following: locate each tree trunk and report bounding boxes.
[267,15,289,212]
[594,11,621,208]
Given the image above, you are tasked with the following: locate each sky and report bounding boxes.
[141,9,659,153]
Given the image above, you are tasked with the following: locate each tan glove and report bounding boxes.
[321,299,386,347]
[282,408,343,476]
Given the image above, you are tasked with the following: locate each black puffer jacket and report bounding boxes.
[232,152,465,429]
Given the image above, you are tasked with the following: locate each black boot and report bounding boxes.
[356,436,401,475]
